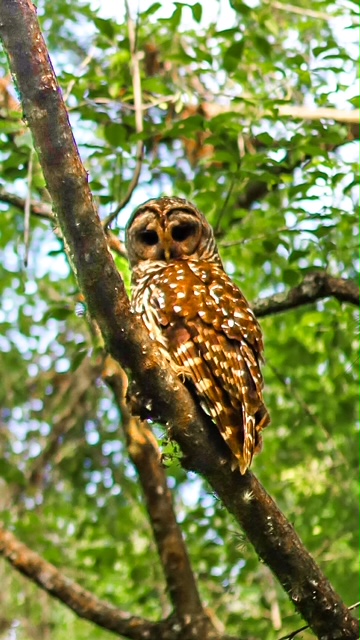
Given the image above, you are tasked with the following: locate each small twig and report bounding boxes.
[264,0,346,22]
[62,50,95,102]
[24,147,34,266]
[106,230,128,259]
[103,2,144,229]
[72,93,179,114]
[277,105,360,125]
[137,93,179,111]
[214,177,237,234]
[278,621,310,640]
[278,601,360,640]
[0,188,126,257]
[199,101,359,126]
[220,226,293,248]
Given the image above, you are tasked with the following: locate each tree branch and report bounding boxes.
[253,272,360,317]
[201,101,359,128]
[0,187,128,258]
[0,524,156,640]
[0,3,358,639]
[103,358,216,638]
[277,105,359,126]
[262,0,344,22]
[106,230,128,259]
[0,519,243,640]
[0,524,208,640]
[0,186,55,220]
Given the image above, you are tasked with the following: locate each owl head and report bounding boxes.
[125,196,220,267]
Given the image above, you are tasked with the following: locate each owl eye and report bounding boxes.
[139,230,159,246]
[171,223,195,242]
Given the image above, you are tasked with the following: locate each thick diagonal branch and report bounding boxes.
[0,3,357,639]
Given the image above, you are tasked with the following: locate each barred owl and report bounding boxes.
[125,196,270,474]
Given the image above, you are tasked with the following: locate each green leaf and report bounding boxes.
[283,268,301,286]
[252,34,272,58]
[140,2,161,18]
[70,349,88,372]
[223,39,245,72]
[103,123,128,148]
[42,305,73,322]
[93,17,116,40]
[0,459,26,486]
[191,2,202,22]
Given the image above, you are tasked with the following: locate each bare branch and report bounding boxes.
[0,4,358,639]
[201,101,359,127]
[253,272,360,317]
[103,3,144,229]
[0,524,175,640]
[0,187,55,221]
[263,0,356,23]
[277,105,359,125]
[0,187,127,258]
[103,359,212,633]
[23,147,34,266]
[106,229,128,259]
[62,50,95,103]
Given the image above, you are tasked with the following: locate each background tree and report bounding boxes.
[0,1,358,640]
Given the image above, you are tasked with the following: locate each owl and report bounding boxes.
[125,196,270,474]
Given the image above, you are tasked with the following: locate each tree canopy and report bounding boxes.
[0,1,358,639]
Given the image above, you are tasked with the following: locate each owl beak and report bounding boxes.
[162,235,172,261]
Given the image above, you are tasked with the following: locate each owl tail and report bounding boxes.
[229,410,256,474]
[234,405,271,473]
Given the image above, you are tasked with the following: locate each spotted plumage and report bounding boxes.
[125,196,270,473]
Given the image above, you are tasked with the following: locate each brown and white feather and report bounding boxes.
[126,197,270,474]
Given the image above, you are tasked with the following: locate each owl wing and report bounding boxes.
[150,261,269,473]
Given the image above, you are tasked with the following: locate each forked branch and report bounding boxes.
[103,358,214,637]
[0,524,227,640]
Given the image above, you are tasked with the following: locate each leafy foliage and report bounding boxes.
[0,0,358,638]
